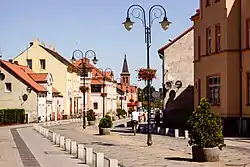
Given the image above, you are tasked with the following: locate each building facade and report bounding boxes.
[191,0,250,135]
[0,59,62,123]
[13,39,81,118]
[158,27,194,128]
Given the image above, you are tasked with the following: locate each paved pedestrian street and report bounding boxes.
[49,122,250,167]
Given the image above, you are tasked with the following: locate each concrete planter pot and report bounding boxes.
[192,146,219,162]
[99,127,111,135]
[88,121,95,126]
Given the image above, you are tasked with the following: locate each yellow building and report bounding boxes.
[13,39,81,118]
[192,0,250,135]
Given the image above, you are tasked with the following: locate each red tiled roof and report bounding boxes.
[158,26,194,55]
[91,79,103,85]
[73,58,93,69]
[28,73,48,83]
[0,60,47,92]
[52,87,60,93]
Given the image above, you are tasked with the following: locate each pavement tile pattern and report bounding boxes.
[10,128,41,167]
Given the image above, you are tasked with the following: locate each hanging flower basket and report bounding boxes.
[137,68,157,81]
[79,86,89,93]
[129,99,134,103]
[101,93,107,97]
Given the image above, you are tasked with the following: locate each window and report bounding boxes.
[91,84,102,92]
[206,0,210,6]
[126,77,128,83]
[206,27,212,55]
[246,19,250,48]
[198,36,201,59]
[40,59,46,70]
[93,102,98,109]
[215,24,221,52]
[27,59,32,69]
[207,76,220,105]
[80,72,88,78]
[5,83,12,92]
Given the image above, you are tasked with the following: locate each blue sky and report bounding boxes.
[0,0,198,89]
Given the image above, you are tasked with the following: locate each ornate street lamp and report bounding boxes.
[123,4,171,146]
[72,49,98,129]
[99,68,113,118]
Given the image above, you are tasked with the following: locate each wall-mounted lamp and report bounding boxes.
[22,94,28,101]
[26,87,32,93]
[175,80,182,89]
[165,81,172,90]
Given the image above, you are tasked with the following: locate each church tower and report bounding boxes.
[120,54,130,87]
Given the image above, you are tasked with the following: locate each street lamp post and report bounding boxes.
[72,49,98,129]
[98,68,113,118]
[123,4,171,146]
[116,78,124,111]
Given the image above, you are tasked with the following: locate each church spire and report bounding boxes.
[121,54,129,74]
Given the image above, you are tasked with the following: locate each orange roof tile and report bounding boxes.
[29,73,48,83]
[91,79,103,85]
[0,60,46,92]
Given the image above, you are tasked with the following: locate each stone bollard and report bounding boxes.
[85,147,93,165]
[184,130,189,139]
[70,119,73,123]
[174,129,179,138]
[96,152,104,167]
[65,139,71,153]
[157,127,160,133]
[165,128,169,135]
[77,144,84,159]
[59,136,65,149]
[39,126,42,134]
[45,129,49,138]
[71,141,77,155]
[109,159,118,167]
[52,133,56,143]
[56,134,60,145]
[124,122,127,128]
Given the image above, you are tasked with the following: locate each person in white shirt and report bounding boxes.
[131,110,140,132]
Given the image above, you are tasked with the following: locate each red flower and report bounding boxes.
[136,68,157,81]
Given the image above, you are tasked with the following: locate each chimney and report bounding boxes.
[29,42,33,46]
[14,61,18,65]
[9,59,13,63]
[32,38,40,46]
[49,45,56,51]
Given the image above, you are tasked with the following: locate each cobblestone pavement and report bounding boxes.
[48,122,250,167]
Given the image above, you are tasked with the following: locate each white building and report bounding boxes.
[0,59,63,123]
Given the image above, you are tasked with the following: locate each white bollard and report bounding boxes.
[71,141,77,155]
[174,129,179,138]
[56,134,60,145]
[165,128,169,135]
[157,127,160,133]
[39,126,42,134]
[77,144,84,159]
[96,152,104,167]
[59,136,65,149]
[45,129,49,138]
[52,133,56,143]
[109,159,118,167]
[184,130,189,139]
[85,147,93,165]
[66,139,71,153]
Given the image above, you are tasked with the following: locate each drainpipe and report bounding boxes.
[239,0,243,135]
[158,52,165,110]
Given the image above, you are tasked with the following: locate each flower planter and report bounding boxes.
[192,146,219,162]
[99,127,111,135]
[88,121,95,126]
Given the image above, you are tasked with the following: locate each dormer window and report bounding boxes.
[27,59,32,69]
[40,59,46,70]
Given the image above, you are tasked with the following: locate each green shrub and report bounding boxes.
[86,109,96,121]
[116,108,126,118]
[187,98,225,150]
[99,115,113,128]
[0,109,25,125]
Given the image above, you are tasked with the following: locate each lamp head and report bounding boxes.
[92,56,98,65]
[160,17,171,31]
[122,17,134,31]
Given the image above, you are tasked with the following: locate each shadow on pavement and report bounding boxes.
[90,141,118,146]
[165,157,194,162]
